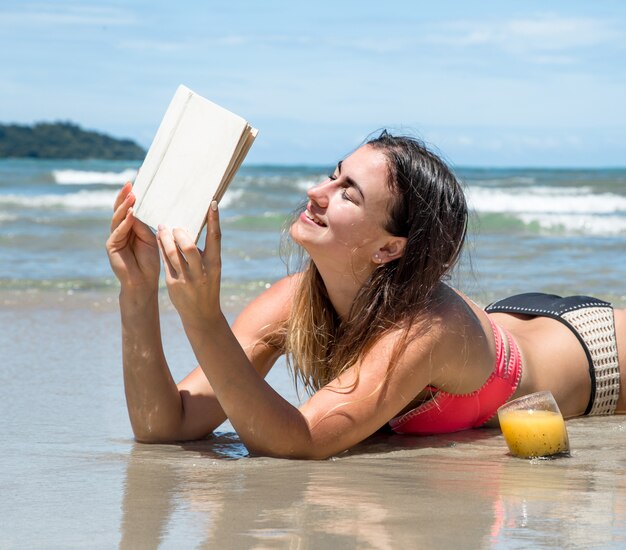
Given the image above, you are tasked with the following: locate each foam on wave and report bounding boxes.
[52,169,138,185]
[0,190,117,209]
[0,188,244,211]
[467,185,626,235]
[468,186,626,214]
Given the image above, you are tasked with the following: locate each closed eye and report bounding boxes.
[341,185,356,203]
[336,161,365,203]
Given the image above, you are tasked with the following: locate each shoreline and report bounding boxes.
[2,284,623,314]
[0,285,263,315]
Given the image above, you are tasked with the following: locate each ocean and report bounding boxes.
[1,158,625,548]
[1,158,625,307]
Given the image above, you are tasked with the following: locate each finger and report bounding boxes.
[156,229,178,281]
[106,207,133,251]
[203,201,222,272]
[132,216,157,244]
[172,227,202,275]
[157,225,187,278]
[113,182,133,212]
[110,189,135,232]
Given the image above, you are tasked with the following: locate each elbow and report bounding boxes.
[242,419,342,460]
[131,419,215,444]
[132,428,176,444]
[244,440,338,461]
[129,410,218,444]
[130,421,185,444]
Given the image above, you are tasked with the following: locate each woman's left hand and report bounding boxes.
[157,201,224,332]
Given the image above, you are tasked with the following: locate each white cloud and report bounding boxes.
[117,33,315,53]
[434,129,590,153]
[526,54,577,66]
[0,2,135,27]
[118,39,188,53]
[423,14,622,56]
[216,35,249,47]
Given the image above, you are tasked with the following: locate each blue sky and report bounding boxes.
[1,0,625,166]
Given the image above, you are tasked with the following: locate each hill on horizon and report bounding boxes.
[0,121,146,160]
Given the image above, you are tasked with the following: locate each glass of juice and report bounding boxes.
[497,391,570,459]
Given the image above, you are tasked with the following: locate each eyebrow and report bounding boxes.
[337,161,366,202]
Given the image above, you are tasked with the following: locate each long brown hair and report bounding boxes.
[283,131,468,394]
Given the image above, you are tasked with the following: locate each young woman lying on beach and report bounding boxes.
[106,131,625,459]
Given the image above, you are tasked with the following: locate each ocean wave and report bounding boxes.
[0,187,243,211]
[0,213,19,223]
[52,168,137,185]
[0,190,117,209]
[295,177,327,191]
[467,186,626,214]
[219,189,243,209]
[517,213,626,235]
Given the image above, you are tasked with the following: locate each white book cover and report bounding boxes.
[132,85,258,241]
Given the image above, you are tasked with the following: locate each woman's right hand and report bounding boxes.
[106,182,160,290]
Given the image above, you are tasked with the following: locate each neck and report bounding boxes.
[312,257,374,320]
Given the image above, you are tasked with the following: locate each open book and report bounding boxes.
[132,85,258,242]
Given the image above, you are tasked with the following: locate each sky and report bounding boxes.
[1,0,625,167]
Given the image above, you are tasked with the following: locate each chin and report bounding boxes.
[290,229,318,262]
[289,222,302,245]
[289,220,311,248]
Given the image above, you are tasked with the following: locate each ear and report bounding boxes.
[372,237,407,264]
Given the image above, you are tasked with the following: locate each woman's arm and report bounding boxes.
[188,314,430,459]
[158,204,433,458]
[168,275,295,441]
[119,288,183,442]
[107,185,289,443]
[121,278,290,443]
[107,183,183,442]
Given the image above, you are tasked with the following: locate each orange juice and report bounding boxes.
[499,409,569,458]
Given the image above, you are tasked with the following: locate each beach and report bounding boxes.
[1,160,626,548]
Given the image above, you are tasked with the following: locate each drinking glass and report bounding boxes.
[497,391,570,458]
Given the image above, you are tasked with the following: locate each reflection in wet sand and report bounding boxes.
[119,418,626,549]
[489,421,626,548]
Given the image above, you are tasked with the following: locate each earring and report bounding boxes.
[373,253,381,263]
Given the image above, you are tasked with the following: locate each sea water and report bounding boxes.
[1,159,625,306]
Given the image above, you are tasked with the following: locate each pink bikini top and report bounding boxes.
[388,318,522,435]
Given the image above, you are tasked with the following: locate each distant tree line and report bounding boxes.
[0,121,146,160]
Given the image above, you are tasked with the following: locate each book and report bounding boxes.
[132,84,258,242]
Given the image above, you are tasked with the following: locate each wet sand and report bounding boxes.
[1,291,625,549]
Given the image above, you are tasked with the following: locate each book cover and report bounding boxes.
[132,85,258,242]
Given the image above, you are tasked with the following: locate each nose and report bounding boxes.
[307,177,332,208]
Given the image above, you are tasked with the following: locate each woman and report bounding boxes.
[106,131,625,459]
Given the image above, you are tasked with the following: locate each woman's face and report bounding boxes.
[291,144,397,272]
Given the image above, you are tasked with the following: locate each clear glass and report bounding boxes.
[497,391,570,458]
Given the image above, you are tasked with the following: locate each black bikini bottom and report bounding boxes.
[485,292,620,415]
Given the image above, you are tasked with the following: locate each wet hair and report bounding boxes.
[367,130,468,314]
[283,130,468,393]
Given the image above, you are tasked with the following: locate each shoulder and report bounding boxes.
[386,285,490,377]
[419,285,496,389]
[232,273,303,343]
[265,272,303,298]
[245,273,302,315]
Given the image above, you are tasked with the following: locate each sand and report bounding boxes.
[1,291,625,549]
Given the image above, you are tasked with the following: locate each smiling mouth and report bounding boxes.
[304,210,327,227]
